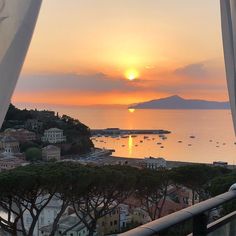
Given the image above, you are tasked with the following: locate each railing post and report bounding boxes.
[193,213,208,236]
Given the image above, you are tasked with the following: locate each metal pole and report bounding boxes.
[192,213,208,236]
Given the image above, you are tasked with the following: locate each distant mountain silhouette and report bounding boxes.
[129,95,230,109]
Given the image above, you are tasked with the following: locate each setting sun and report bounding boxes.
[125,69,139,81]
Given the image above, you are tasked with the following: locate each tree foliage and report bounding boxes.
[0,163,231,236]
[25,147,42,162]
[135,168,170,220]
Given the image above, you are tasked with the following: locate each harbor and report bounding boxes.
[91,128,171,136]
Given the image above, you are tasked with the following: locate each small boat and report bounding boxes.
[131,135,137,138]
[188,144,192,146]
[160,146,164,148]
[157,142,162,145]
[135,145,138,147]
[209,140,213,142]
[222,143,226,145]
[144,136,149,139]
[121,135,129,138]
[216,146,220,148]
[190,136,195,139]
[122,145,126,147]
[178,141,183,143]
[140,140,143,143]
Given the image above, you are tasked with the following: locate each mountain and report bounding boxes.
[129,95,230,110]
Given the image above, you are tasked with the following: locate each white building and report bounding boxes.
[23,196,64,236]
[1,136,20,158]
[144,157,167,170]
[40,214,89,236]
[119,204,132,230]
[41,128,66,144]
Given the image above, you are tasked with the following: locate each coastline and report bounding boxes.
[97,155,236,170]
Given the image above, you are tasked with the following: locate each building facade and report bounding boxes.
[42,128,66,144]
[4,128,36,142]
[42,145,61,161]
[144,157,167,170]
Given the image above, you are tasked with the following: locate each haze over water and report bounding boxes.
[32,106,236,164]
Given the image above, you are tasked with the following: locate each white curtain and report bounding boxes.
[0,0,42,128]
[220,0,236,133]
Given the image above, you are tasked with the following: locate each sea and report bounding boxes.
[49,107,236,165]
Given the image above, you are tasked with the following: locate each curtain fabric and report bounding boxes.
[220,0,236,134]
[0,0,42,128]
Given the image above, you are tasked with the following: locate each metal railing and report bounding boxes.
[119,186,236,236]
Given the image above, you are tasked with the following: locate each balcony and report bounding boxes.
[119,185,236,236]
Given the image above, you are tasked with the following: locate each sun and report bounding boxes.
[125,69,139,81]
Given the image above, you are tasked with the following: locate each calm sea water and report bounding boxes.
[49,107,236,164]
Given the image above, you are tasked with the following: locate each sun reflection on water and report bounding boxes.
[128,135,133,156]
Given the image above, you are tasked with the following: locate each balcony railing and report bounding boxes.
[119,185,236,236]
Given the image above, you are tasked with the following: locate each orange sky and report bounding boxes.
[13,0,229,107]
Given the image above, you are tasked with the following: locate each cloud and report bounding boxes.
[174,63,207,78]
[16,73,145,93]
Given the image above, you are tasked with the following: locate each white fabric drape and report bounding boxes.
[0,0,42,128]
[220,0,236,134]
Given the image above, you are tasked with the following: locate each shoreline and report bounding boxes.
[101,155,236,169]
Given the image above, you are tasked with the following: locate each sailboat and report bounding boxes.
[0,0,42,128]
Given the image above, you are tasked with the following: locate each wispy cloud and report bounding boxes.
[174,63,207,79]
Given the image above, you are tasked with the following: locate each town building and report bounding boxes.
[0,158,28,172]
[130,207,151,225]
[4,128,36,142]
[41,128,66,144]
[1,136,20,158]
[39,214,88,236]
[213,161,228,167]
[23,196,65,236]
[144,157,167,170]
[42,145,61,161]
[119,204,132,230]
[97,208,120,235]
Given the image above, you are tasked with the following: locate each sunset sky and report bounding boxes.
[13,0,228,107]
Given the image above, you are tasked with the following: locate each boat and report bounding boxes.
[121,135,129,138]
[140,140,143,143]
[144,136,149,139]
[190,136,196,139]
[131,135,137,138]
[160,146,164,148]
[178,141,183,143]
[157,142,162,145]
[188,144,192,146]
